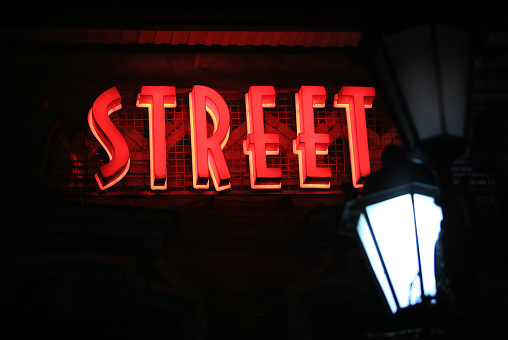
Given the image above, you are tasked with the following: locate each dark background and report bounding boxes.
[1,2,507,339]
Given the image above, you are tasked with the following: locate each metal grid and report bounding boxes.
[48,89,403,195]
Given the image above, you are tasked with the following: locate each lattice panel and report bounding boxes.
[47,89,402,195]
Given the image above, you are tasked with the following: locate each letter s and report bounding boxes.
[88,87,130,190]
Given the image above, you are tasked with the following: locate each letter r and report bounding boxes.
[189,85,231,191]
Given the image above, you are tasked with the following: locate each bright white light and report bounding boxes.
[357,213,398,314]
[357,192,443,313]
[365,194,420,310]
[414,194,442,298]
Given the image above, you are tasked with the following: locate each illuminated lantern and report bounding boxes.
[341,182,442,314]
[368,23,474,315]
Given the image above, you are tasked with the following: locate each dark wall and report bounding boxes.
[2,25,508,339]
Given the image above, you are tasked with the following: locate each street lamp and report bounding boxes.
[341,182,443,315]
[346,21,475,318]
[371,20,475,306]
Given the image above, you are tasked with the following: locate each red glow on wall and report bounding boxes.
[243,86,282,189]
[136,86,177,190]
[189,85,232,191]
[87,87,131,190]
[293,86,332,188]
[334,86,375,188]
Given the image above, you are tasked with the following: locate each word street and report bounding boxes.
[88,85,375,191]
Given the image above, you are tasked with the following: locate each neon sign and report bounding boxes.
[88,85,375,191]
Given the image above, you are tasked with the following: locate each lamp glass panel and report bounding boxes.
[436,23,470,138]
[357,212,398,314]
[374,50,417,148]
[414,193,443,297]
[365,194,421,310]
[383,24,442,141]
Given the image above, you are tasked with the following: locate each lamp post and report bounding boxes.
[342,21,475,324]
[371,21,475,314]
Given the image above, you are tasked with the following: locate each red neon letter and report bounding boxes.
[189,85,231,191]
[243,86,282,189]
[88,87,130,190]
[136,86,176,190]
[293,86,332,188]
[334,86,375,188]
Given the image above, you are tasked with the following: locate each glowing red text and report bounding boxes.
[136,86,176,190]
[334,86,375,188]
[88,86,375,191]
[189,85,231,191]
[243,86,282,189]
[293,86,332,188]
[88,87,131,190]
